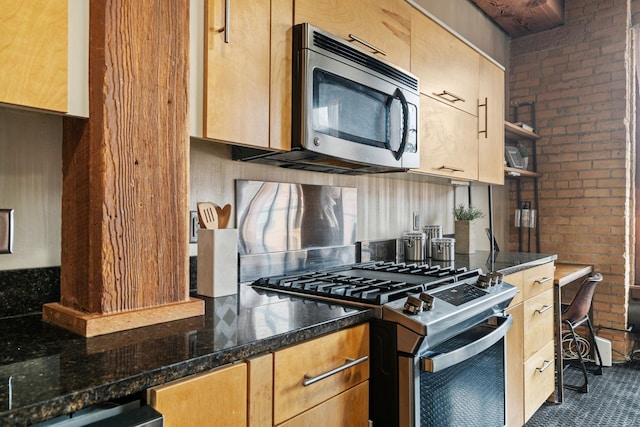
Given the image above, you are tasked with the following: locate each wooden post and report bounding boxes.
[43,0,204,336]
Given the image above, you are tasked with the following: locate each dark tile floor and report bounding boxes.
[525,361,640,426]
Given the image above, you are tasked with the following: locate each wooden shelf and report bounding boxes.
[505,121,541,140]
[505,166,541,178]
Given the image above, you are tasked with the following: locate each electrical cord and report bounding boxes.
[561,331,592,361]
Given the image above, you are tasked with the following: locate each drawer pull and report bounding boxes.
[433,90,465,103]
[534,276,553,284]
[536,360,553,373]
[535,304,552,314]
[438,165,465,173]
[302,356,368,387]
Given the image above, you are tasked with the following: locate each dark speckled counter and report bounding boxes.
[425,250,557,277]
[0,286,373,426]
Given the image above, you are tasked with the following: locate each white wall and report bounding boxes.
[0,107,62,270]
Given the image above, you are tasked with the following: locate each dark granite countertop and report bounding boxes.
[0,286,374,426]
[445,250,558,276]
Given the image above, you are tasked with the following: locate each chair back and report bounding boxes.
[562,273,603,324]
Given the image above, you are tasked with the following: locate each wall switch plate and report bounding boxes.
[0,209,14,254]
[413,212,420,231]
[189,211,199,243]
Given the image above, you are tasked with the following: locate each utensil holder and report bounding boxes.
[197,229,238,297]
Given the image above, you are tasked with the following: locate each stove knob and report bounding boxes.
[419,293,435,310]
[477,275,492,288]
[404,295,424,314]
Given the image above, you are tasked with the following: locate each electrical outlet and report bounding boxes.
[189,211,199,243]
[0,209,14,254]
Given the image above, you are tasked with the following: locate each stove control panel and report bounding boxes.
[404,295,424,314]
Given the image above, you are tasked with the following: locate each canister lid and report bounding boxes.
[403,231,426,239]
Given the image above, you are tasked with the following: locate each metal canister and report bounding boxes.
[402,231,426,262]
[431,237,455,262]
[422,225,443,258]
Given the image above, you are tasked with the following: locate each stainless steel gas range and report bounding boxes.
[236,180,517,427]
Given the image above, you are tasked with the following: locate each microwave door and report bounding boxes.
[305,62,407,168]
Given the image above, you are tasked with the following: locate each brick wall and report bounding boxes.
[508,0,633,358]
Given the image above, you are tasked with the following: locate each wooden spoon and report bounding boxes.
[197,202,219,229]
[215,204,231,229]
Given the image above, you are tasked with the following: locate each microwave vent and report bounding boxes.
[312,31,418,92]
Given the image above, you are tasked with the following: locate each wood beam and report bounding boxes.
[44,0,204,336]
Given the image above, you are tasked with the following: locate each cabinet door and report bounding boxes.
[294,0,412,70]
[0,0,67,112]
[524,341,555,422]
[204,0,270,147]
[415,95,478,180]
[273,324,369,425]
[478,56,505,185]
[148,363,247,427]
[505,304,524,427]
[277,381,369,427]
[411,10,479,116]
[523,288,554,360]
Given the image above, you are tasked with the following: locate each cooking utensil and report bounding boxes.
[215,204,231,229]
[197,202,219,230]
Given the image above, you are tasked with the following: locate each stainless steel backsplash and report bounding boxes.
[236,180,357,282]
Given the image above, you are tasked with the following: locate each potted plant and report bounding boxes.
[453,204,485,254]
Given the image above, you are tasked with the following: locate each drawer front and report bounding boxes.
[524,341,555,422]
[277,381,369,427]
[523,262,555,300]
[523,288,554,360]
[273,324,370,425]
[504,271,524,307]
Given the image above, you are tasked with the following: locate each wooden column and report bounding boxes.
[43,0,204,336]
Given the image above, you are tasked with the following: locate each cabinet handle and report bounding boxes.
[433,90,465,103]
[438,165,465,173]
[302,356,368,386]
[216,0,231,42]
[534,276,553,284]
[478,97,488,138]
[535,304,552,314]
[348,34,387,56]
[536,359,553,373]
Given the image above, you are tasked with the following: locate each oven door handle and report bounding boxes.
[420,314,512,373]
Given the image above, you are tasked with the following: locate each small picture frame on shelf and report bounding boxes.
[505,146,524,169]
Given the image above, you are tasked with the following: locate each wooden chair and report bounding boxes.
[561,272,604,393]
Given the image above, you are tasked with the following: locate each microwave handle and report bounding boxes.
[389,88,409,161]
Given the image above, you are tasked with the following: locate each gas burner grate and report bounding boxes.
[253,272,426,305]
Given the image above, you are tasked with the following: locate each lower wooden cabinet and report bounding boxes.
[147,362,248,427]
[504,262,555,426]
[273,323,370,426]
[147,324,370,426]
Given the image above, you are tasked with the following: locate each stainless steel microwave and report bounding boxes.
[232,23,420,174]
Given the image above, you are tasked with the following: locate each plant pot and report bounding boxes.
[454,220,476,254]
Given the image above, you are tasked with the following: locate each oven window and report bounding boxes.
[419,336,505,427]
[312,69,404,149]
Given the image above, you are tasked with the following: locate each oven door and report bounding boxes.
[399,314,512,427]
[298,48,419,169]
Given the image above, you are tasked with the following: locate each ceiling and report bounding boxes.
[469,0,565,38]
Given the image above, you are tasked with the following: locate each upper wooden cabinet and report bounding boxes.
[203,0,271,147]
[416,94,479,181]
[478,56,505,185]
[0,0,88,116]
[410,9,505,184]
[294,0,412,71]
[411,11,479,117]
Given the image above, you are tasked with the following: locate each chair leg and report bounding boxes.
[563,321,589,393]
[586,316,603,375]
